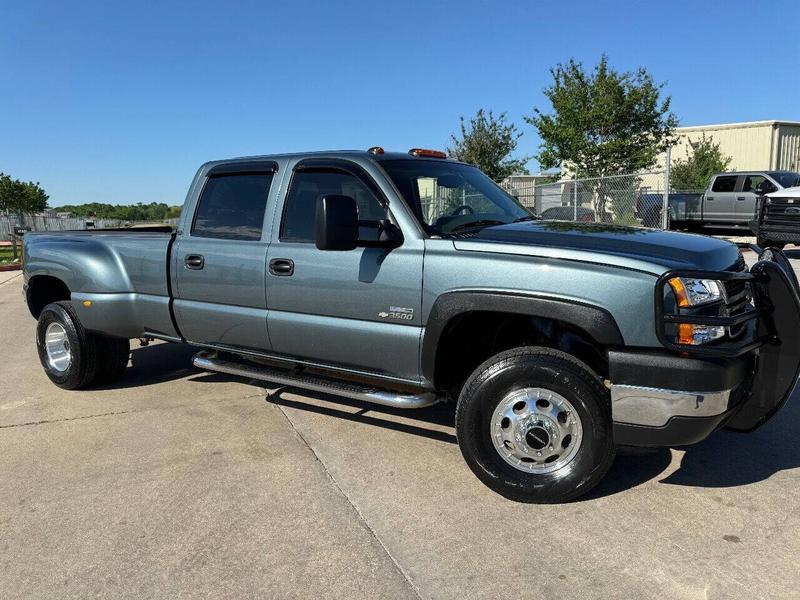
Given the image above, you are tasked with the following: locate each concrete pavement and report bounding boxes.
[1,271,799,599]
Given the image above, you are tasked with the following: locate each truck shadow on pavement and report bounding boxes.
[114,343,800,497]
[660,387,800,489]
[92,342,198,390]
[266,390,459,446]
[266,384,800,499]
[265,389,679,499]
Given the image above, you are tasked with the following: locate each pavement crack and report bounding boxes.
[0,409,130,429]
[0,388,271,430]
[0,272,23,286]
[275,402,423,599]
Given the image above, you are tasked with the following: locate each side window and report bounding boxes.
[280,169,386,243]
[711,175,737,193]
[743,175,774,193]
[192,173,273,240]
[742,175,764,192]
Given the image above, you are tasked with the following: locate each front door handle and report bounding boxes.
[737,196,746,201]
[184,254,204,270]
[706,196,714,201]
[269,258,294,276]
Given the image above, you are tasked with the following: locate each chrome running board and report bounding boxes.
[192,350,441,409]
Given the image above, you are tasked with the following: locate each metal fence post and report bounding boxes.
[573,174,578,221]
[661,147,671,229]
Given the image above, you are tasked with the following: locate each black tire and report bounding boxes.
[94,336,130,385]
[36,301,101,390]
[455,346,615,503]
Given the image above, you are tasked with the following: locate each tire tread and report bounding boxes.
[455,346,615,503]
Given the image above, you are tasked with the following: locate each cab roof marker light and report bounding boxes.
[368,146,384,155]
[408,148,447,158]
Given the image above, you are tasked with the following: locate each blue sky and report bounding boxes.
[2,0,799,207]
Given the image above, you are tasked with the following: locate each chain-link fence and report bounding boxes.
[502,170,704,229]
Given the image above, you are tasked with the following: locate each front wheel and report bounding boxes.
[455,347,615,503]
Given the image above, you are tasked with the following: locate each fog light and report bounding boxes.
[677,323,725,345]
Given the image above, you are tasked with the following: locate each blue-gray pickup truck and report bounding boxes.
[22,148,800,503]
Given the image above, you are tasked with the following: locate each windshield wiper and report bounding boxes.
[512,215,538,223]
[448,219,506,233]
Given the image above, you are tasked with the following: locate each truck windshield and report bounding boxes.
[379,159,531,235]
[769,172,800,188]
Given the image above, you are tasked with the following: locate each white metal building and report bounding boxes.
[669,120,800,172]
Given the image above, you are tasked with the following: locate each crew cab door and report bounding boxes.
[704,175,738,223]
[265,159,424,382]
[172,161,278,350]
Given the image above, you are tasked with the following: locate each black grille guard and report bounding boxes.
[654,244,800,358]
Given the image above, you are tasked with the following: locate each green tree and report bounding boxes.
[56,202,181,221]
[0,173,49,213]
[165,205,182,219]
[669,135,732,191]
[448,109,529,182]
[526,55,677,176]
[525,56,677,221]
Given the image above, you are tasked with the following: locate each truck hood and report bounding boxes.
[452,221,742,272]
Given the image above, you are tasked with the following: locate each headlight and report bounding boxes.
[677,323,725,345]
[668,277,724,307]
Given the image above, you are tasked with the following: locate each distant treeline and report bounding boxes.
[56,202,182,221]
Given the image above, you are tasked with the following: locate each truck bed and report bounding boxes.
[24,229,178,339]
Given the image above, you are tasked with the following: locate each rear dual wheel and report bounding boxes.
[36,301,130,390]
[455,347,615,503]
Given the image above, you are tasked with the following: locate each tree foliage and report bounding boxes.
[669,135,732,191]
[0,173,49,213]
[526,55,678,177]
[56,202,182,221]
[448,109,529,182]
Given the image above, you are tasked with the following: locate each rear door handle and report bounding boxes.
[269,258,294,276]
[184,254,204,270]
[706,196,714,201]
[737,196,746,201]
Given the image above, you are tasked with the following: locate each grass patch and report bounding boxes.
[0,245,22,264]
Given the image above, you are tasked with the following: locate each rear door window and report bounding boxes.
[711,175,737,193]
[192,173,273,240]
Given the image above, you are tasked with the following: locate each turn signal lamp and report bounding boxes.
[409,148,447,158]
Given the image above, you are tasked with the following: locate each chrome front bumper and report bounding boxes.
[610,384,732,428]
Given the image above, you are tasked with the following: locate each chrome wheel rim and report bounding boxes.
[491,387,583,474]
[44,322,72,373]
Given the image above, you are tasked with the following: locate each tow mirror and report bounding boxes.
[315,195,359,251]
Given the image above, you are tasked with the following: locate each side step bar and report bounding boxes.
[192,350,442,409]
